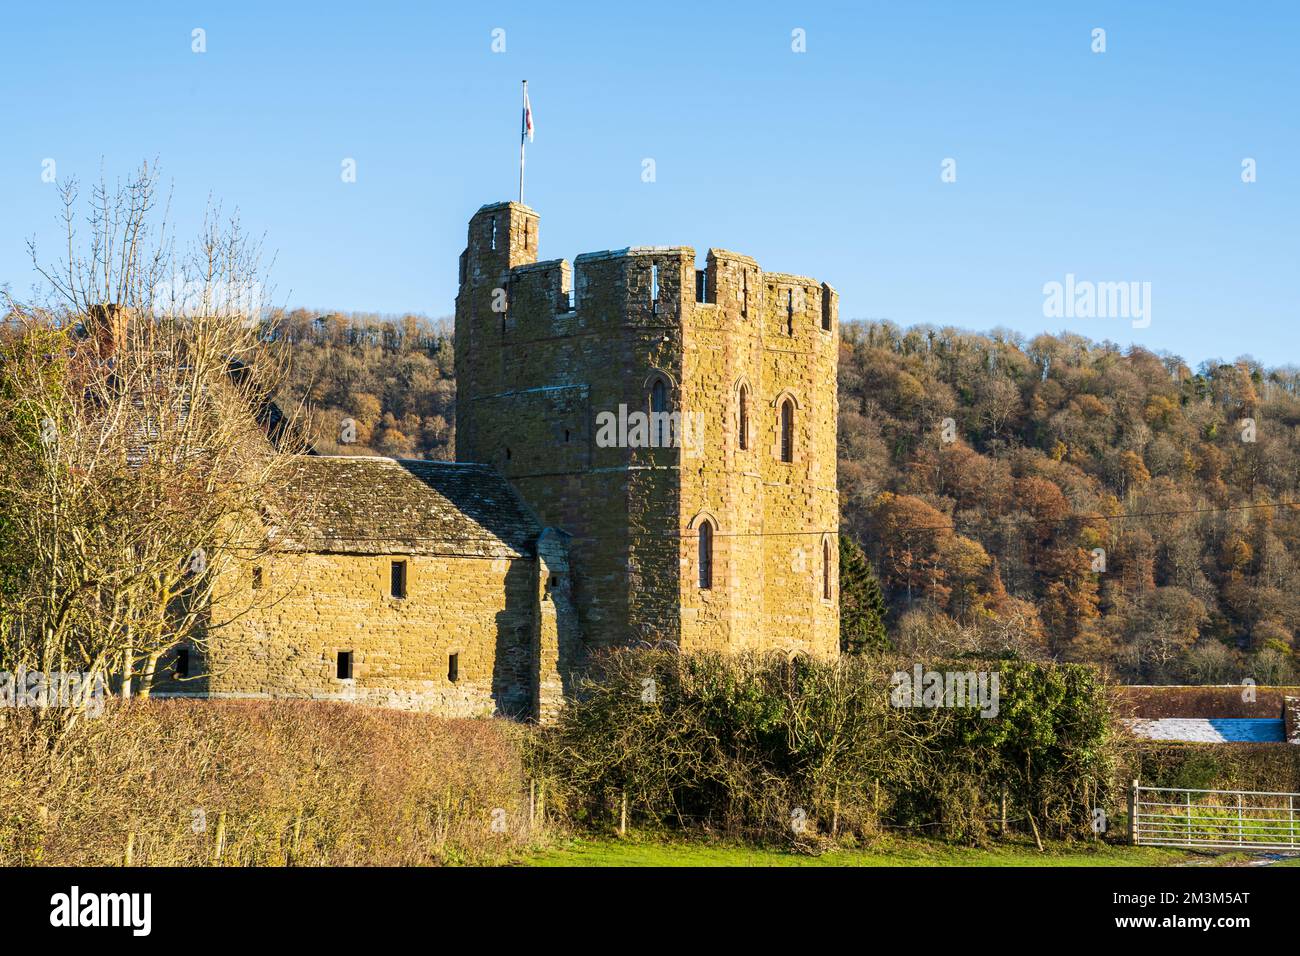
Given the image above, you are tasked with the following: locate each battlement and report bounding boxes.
[453,200,840,659]
[458,202,838,335]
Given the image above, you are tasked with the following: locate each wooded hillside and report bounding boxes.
[277,310,1300,684]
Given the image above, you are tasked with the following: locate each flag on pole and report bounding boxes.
[519,81,532,204]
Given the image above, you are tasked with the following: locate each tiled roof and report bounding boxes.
[269,456,538,558]
[1123,718,1287,743]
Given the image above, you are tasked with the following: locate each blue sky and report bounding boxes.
[2,1,1296,367]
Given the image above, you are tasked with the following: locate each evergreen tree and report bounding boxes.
[839,533,888,653]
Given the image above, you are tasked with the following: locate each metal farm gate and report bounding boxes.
[1129,780,1300,851]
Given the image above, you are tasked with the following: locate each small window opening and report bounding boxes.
[650,379,671,447]
[337,651,353,680]
[650,263,660,314]
[252,566,263,590]
[698,522,714,590]
[447,653,459,683]
[564,429,570,443]
[174,646,190,679]
[738,384,749,451]
[786,289,795,335]
[780,399,794,463]
[390,559,407,599]
[741,270,748,318]
[821,290,832,331]
[505,447,512,461]
[823,539,832,600]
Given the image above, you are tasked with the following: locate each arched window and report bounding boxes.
[650,378,671,448]
[779,399,794,463]
[822,538,832,600]
[698,521,713,590]
[738,384,749,451]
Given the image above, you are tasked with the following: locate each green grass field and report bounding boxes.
[522,835,1239,867]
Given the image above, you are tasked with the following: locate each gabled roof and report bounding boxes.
[270,456,538,558]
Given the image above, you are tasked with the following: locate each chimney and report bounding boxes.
[85,303,129,359]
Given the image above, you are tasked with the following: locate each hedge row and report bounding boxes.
[533,650,1115,845]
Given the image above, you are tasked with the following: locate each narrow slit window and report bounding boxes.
[650,263,660,313]
[650,379,670,447]
[337,651,353,680]
[698,522,714,590]
[490,216,497,250]
[174,646,190,679]
[447,653,459,683]
[738,384,749,450]
[786,289,795,335]
[823,539,832,600]
[780,399,794,463]
[390,559,407,599]
[821,290,831,331]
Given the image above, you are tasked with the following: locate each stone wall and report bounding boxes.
[454,202,839,659]
[159,550,540,718]
[156,199,841,724]
[679,252,840,657]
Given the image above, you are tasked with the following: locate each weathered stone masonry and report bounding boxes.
[455,202,840,663]
[161,456,578,720]
[177,201,838,720]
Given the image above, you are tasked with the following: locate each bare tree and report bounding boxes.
[0,163,305,735]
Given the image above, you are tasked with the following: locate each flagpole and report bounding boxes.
[519,80,527,205]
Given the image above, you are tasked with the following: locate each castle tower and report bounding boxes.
[454,202,839,658]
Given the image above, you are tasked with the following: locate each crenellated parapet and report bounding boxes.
[454,201,839,660]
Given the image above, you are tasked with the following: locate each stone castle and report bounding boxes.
[164,202,840,720]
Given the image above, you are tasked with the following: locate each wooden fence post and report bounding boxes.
[618,790,627,837]
[212,810,227,864]
[1128,779,1139,845]
[999,787,1007,837]
[1087,779,1096,842]
[290,809,303,865]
